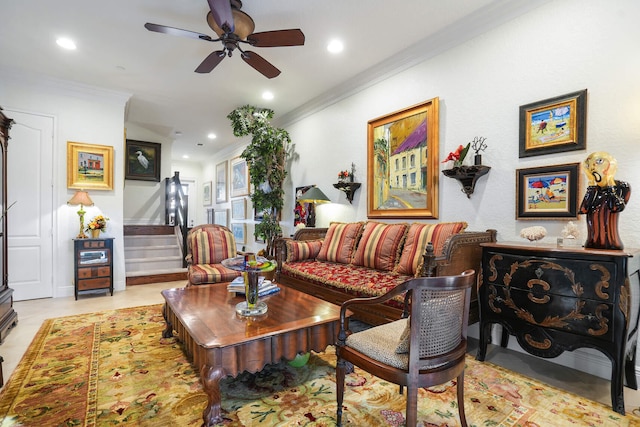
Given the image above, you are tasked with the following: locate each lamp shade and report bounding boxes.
[298,187,330,204]
[67,190,94,207]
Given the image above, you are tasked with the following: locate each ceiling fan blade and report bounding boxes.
[207,0,234,33]
[241,51,281,78]
[248,29,305,47]
[195,51,226,73]
[144,23,214,42]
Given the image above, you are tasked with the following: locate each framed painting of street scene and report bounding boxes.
[516,163,579,219]
[367,98,439,219]
[519,89,587,158]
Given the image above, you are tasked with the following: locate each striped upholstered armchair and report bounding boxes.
[185,224,241,286]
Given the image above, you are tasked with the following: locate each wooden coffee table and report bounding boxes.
[161,283,346,426]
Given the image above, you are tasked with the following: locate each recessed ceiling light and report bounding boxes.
[262,91,274,100]
[174,131,182,137]
[56,37,77,50]
[182,154,189,159]
[207,133,216,139]
[327,39,344,54]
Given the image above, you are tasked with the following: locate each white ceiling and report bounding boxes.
[0,0,546,163]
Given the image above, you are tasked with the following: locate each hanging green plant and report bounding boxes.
[227,105,291,258]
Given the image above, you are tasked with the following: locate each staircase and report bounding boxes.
[124,225,187,285]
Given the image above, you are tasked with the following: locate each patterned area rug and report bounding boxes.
[1,304,640,426]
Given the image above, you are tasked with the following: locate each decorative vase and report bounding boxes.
[91,229,100,239]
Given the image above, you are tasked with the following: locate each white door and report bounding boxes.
[6,110,54,300]
[181,178,196,227]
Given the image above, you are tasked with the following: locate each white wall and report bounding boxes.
[0,68,130,297]
[284,0,640,248]
[122,123,173,225]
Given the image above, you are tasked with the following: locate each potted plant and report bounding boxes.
[227,105,291,259]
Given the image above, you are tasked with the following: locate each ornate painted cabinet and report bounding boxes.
[476,242,640,414]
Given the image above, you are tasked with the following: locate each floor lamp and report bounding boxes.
[67,190,94,239]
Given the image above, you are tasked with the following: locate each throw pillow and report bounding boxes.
[317,222,364,264]
[352,222,408,271]
[190,227,237,264]
[394,222,467,276]
[285,239,324,262]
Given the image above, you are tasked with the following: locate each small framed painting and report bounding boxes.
[125,139,161,181]
[67,141,114,190]
[519,89,587,158]
[203,181,212,206]
[230,157,249,197]
[231,223,246,244]
[214,209,229,228]
[231,198,246,220]
[215,161,228,203]
[516,163,580,219]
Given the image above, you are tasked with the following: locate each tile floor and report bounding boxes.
[1,281,640,417]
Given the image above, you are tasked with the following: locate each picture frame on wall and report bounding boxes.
[203,181,212,206]
[231,198,246,220]
[516,163,580,219]
[67,141,114,190]
[519,89,587,158]
[214,209,228,228]
[367,98,439,219]
[125,139,161,181]
[215,160,227,203]
[230,156,249,197]
[231,223,246,244]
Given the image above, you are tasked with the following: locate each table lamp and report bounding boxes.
[297,187,330,227]
[67,190,94,238]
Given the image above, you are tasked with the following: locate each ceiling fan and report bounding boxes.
[144,0,305,78]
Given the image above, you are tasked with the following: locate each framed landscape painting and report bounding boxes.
[231,223,246,245]
[125,139,161,182]
[214,209,229,228]
[516,163,580,219]
[215,161,228,203]
[67,141,114,190]
[367,98,439,219]
[519,89,587,158]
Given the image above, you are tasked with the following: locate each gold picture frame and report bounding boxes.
[367,98,439,219]
[67,141,114,190]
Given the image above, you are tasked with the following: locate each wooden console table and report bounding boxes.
[476,242,640,414]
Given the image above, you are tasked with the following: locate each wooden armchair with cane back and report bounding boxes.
[336,269,476,426]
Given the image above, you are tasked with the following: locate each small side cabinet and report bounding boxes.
[73,238,114,300]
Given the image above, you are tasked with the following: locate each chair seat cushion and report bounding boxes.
[346,319,409,370]
[188,263,240,285]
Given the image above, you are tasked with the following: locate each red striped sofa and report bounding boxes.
[185,224,241,286]
[275,221,496,326]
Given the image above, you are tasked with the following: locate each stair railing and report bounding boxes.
[165,171,189,267]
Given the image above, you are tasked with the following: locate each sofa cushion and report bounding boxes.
[285,239,323,262]
[281,260,410,309]
[189,227,237,264]
[317,222,364,264]
[352,222,408,271]
[187,263,241,285]
[394,222,467,276]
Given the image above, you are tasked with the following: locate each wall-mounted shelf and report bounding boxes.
[442,165,490,198]
[333,182,361,204]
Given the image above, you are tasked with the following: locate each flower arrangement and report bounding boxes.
[86,215,109,232]
[442,143,470,167]
[337,163,356,182]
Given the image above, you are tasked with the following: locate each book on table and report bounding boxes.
[227,277,280,297]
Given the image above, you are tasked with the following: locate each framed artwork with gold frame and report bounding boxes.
[367,98,439,219]
[519,89,587,158]
[67,141,114,190]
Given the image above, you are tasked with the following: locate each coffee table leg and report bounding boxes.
[162,304,174,338]
[201,364,224,426]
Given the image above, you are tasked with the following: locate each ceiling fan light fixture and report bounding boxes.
[207,9,255,40]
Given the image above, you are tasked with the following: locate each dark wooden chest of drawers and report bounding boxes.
[73,238,114,300]
[476,242,640,414]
